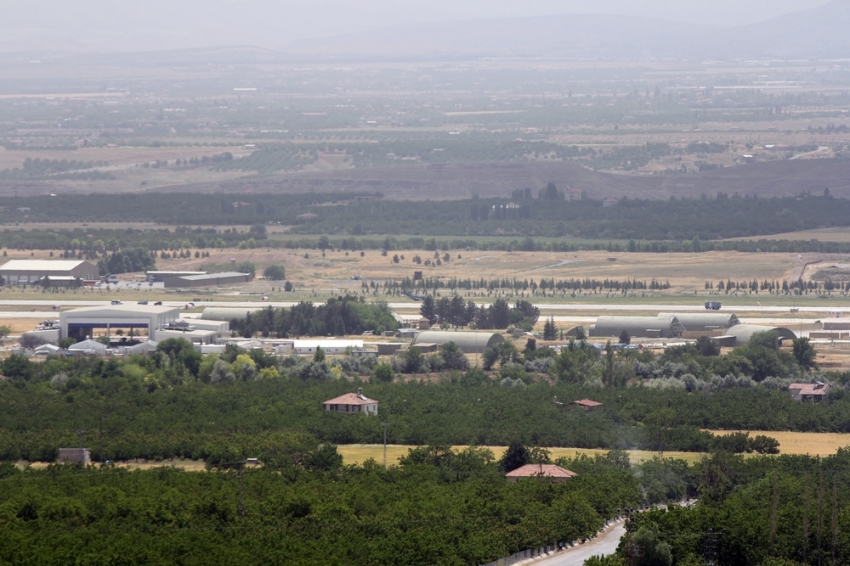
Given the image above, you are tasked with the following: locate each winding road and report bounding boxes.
[531,521,625,566]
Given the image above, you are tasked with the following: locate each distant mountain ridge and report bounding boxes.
[287,0,850,61]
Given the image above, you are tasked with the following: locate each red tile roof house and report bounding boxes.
[323,388,379,415]
[506,464,577,483]
[571,398,603,411]
[789,382,830,402]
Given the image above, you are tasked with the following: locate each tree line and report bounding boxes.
[0,333,841,463]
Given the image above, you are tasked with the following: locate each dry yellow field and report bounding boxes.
[709,430,850,457]
[161,248,802,295]
[335,445,705,466]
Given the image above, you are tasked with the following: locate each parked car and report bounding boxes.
[137,300,148,305]
[110,300,123,305]
[154,301,163,306]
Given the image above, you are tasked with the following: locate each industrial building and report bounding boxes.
[58,448,91,465]
[201,307,264,322]
[410,331,504,353]
[0,259,98,285]
[657,313,739,333]
[276,339,364,355]
[163,272,252,288]
[714,325,797,347]
[146,270,207,282]
[590,316,685,339]
[60,304,181,342]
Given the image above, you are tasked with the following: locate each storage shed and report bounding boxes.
[590,316,685,339]
[410,331,504,353]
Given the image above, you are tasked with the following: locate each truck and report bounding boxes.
[705,301,722,310]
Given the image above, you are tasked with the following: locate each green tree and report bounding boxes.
[498,441,530,472]
[618,330,631,345]
[371,363,395,383]
[401,347,423,373]
[792,337,817,369]
[419,295,437,324]
[313,346,326,363]
[235,261,256,277]
[264,264,286,280]
[543,317,557,340]
[439,341,468,371]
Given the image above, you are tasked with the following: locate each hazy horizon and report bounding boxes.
[0,0,833,54]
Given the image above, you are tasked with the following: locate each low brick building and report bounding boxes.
[323,388,378,415]
[506,464,577,483]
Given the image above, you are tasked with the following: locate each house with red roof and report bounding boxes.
[323,387,378,415]
[506,464,577,483]
[789,382,830,402]
[571,398,603,411]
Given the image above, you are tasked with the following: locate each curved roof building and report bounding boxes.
[719,324,796,346]
[590,316,685,339]
[657,313,739,332]
[411,331,504,353]
[201,307,265,322]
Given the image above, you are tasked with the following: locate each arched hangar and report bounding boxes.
[411,331,504,353]
[590,316,685,339]
[657,312,739,332]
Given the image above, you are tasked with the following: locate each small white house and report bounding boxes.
[323,388,378,415]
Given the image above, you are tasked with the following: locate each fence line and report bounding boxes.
[480,543,564,566]
[479,518,622,566]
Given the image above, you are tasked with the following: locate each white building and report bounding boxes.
[0,259,98,285]
[60,305,180,342]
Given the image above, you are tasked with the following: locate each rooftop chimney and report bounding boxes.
[357,387,363,399]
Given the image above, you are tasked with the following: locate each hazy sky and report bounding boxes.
[0,0,833,52]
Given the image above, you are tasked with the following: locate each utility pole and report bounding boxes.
[804,476,810,564]
[98,413,106,462]
[832,480,838,566]
[75,429,86,449]
[221,461,247,517]
[770,475,779,556]
[381,422,389,468]
[818,471,824,566]
[704,531,722,566]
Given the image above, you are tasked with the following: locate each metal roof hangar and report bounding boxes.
[411,331,504,353]
[163,272,252,288]
[590,316,685,339]
[60,305,180,342]
[0,259,98,285]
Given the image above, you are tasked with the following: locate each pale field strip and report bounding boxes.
[22,432,850,472]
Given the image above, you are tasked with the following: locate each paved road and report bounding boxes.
[0,299,846,314]
[531,521,625,566]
